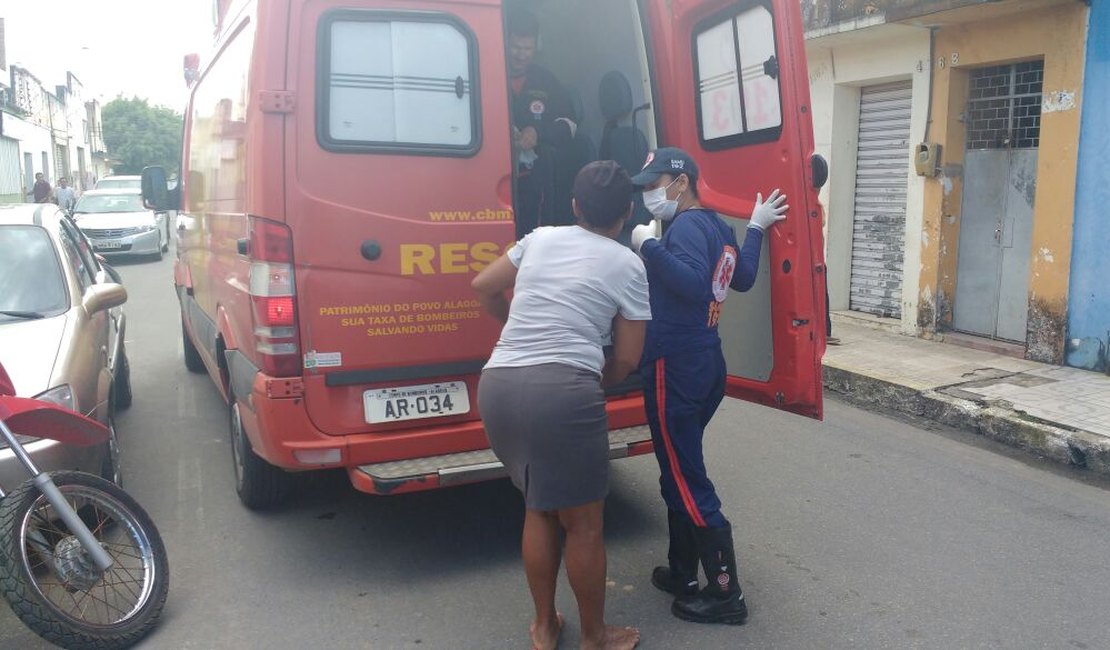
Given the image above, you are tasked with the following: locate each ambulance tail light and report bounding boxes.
[248,217,301,377]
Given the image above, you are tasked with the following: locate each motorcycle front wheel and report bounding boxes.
[0,471,169,649]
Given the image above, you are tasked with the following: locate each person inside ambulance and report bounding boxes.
[628,148,788,626]
[507,7,577,237]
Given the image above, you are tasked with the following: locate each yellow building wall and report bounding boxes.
[918,3,1086,363]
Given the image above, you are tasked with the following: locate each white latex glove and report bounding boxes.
[749,189,789,232]
[555,117,578,138]
[630,223,657,254]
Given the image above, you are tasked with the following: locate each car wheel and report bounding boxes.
[229,389,292,510]
[182,319,206,373]
[100,410,123,487]
[114,348,133,410]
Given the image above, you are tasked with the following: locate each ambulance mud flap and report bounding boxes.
[226,350,259,412]
[355,426,653,493]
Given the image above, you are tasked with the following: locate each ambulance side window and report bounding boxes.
[693,4,783,150]
[318,11,480,156]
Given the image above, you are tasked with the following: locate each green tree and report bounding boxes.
[102,97,183,175]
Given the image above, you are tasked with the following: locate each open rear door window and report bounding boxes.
[695,4,782,147]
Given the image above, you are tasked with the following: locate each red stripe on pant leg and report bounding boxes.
[655,358,708,528]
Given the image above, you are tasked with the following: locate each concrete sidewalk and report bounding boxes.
[822,315,1110,477]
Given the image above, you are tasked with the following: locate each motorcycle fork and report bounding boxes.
[0,419,114,572]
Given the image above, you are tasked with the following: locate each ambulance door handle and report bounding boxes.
[361,240,382,261]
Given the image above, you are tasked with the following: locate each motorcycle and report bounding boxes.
[0,362,168,649]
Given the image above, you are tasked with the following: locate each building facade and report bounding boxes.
[85,98,110,183]
[1067,0,1109,373]
[805,0,1090,366]
[1,69,105,202]
[2,66,58,202]
[55,72,96,190]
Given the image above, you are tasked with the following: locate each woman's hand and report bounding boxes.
[602,315,646,388]
[471,254,518,323]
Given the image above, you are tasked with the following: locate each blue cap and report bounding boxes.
[630,147,699,188]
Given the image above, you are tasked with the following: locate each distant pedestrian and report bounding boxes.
[32,173,52,203]
[54,177,76,212]
[826,278,840,345]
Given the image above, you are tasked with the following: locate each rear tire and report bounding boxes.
[182,319,205,373]
[229,390,292,509]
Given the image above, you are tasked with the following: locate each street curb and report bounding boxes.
[822,365,1110,478]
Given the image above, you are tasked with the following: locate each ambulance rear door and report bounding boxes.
[286,0,515,436]
[643,0,825,419]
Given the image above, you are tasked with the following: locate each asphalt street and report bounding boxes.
[2,250,1109,650]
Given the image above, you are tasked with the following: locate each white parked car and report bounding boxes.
[94,175,142,191]
[72,189,170,260]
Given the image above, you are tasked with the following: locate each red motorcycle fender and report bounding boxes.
[0,396,110,447]
[0,363,14,397]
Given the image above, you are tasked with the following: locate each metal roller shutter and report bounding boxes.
[849,81,912,318]
[0,137,22,202]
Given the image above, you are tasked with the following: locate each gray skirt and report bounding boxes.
[478,363,609,511]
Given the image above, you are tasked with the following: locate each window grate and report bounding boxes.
[966,60,1043,150]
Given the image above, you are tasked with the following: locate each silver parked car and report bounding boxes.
[0,203,130,486]
[73,189,170,260]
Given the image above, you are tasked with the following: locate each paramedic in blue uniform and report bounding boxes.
[629,148,788,626]
[507,8,576,237]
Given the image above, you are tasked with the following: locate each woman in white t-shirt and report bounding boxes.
[473,161,650,650]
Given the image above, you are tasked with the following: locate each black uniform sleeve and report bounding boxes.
[640,218,713,301]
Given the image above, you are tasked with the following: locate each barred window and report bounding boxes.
[966,60,1043,150]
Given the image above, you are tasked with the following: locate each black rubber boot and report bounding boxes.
[651,510,699,596]
[672,524,748,625]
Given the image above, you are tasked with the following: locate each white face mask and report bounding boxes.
[643,178,682,221]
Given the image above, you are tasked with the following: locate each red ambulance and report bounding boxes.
[143,0,827,509]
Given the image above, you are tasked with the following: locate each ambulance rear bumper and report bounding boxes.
[350,425,654,495]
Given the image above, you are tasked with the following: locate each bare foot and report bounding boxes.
[531,612,564,650]
[580,624,640,650]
